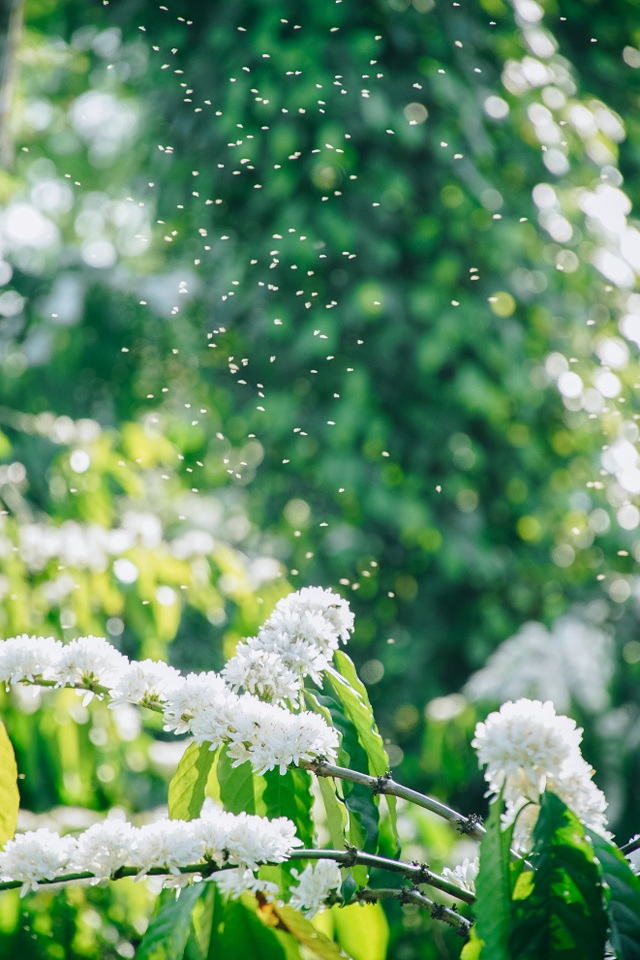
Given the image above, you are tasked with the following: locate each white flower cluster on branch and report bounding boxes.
[0,810,303,897]
[472,698,608,850]
[0,589,347,774]
[287,860,343,917]
[222,587,354,703]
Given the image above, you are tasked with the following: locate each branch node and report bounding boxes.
[371,772,392,795]
[411,861,432,884]
[342,843,358,867]
[456,812,483,835]
[309,756,329,777]
[429,903,448,922]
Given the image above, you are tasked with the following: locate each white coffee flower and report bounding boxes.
[465,614,614,715]
[56,636,128,690]
[474,698,609,851]
[288,860,342,917]
[131,820,204,877]
[0,810,303,892]
[0,829,77,896]
[76,819,135,880]
[223,588,354,700]
[163,671,233,736]
[548,756,609,836]
[110,659,182,706]
[0,635,63,687]
[222,647,302,704]
[274,587,354,644]
[182,685,242,749]
[213,867,279,900]
[442,856,480,895]
[228,695,339,774]
[224,812,303,869]
[472,698,583,798]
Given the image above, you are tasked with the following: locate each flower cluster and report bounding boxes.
[472,698,608,850]
[162,672,338,774]
[0,590,343,775]
[222,587,354,703]
[0,810,303,897]
[287,860,343,917]
[465,612,614,715]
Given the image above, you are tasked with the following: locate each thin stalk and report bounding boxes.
[0,861,210,891]
[356,887,472,935]
[302,758,485,841]
[619,835,640,857]
[287,848,474,904]
[0,848,473,905]
[0,855,473,934]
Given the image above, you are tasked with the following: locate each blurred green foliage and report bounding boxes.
[2,0,640,955]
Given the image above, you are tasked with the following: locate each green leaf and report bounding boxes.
[271,903,350,959]
[263,766,314,847]
[137,886,204,960]
[184,884,217,960]
[311,688,379,871]
[589,832,640,960]
[204,885,227,960]
[474,795,512,960]
[168,742,217,821]
[327,653,398,844]
[332,901,389,960]
[318,776,348,849]
[0,721,19,846]
[218,897,292,960]
[510,791,608,960]
[460,925,484,960]
[328,653,389,777]
[217,745,264,815]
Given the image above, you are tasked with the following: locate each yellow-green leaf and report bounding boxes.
[0,721,19,846]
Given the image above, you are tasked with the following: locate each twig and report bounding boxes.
[303,758,485,841]
[356,886,472,935]
[0,848,473,910]
[287,848,474,904]
[619,835,640,857]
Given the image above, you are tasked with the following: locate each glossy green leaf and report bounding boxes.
[217,745,264,815]
[263,766,314,846]
[510,791,608,960]
[312,687,379,870]
[0,721,19,847]
[327,654,398,845]
[589,832,640,960]
[168,742,217,821]
[184,884,219,960]
[203,884,227,960]
[473,795,512,960]
[303,690,348,850]
[218,897,293,960]
[137,886,204,960]
[332,901,389,960]
[318,776,348,849]
[328,653,389,777]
